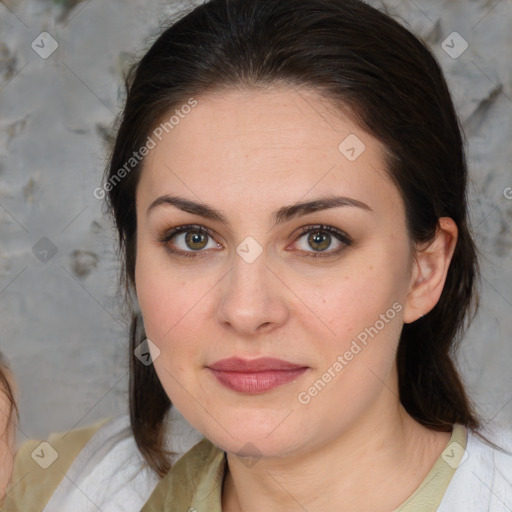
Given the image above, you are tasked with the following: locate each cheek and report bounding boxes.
[292,255,406,400]
[297,257,404,339]
[135,244,182,337]
[134,246,211,365]
[135,255,206,408]
[295,278,404,422]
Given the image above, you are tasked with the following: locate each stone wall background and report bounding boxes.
[0,0,511,445]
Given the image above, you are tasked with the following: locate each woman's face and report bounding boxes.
[135,87,417,457]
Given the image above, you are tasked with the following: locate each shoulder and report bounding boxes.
[2,407,204,512]
[439,423,512,511]
[467,424,512,480]
[2,416,112,511]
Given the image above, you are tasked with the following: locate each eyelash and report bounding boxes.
[157,224,352,259]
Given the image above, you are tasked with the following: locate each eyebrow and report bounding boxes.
[147,194,373,227]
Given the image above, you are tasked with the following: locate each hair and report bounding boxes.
[103,0,481,476]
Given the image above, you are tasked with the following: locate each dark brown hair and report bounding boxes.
[103,0,481,476]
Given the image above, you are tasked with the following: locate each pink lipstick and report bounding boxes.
[207,357,308,394]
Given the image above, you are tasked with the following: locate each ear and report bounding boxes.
[403,217,458,324]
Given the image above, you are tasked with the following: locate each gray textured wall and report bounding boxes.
[0,0,511,446]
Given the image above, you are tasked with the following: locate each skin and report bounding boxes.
[0,370,16,504]
[135,86,457,511]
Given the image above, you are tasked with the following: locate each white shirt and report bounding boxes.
[438,424,512,511]
[42,407,204,512]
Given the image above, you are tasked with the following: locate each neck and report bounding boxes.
[222,377,450,512]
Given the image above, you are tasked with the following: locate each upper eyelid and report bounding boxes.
[159,224,215,241]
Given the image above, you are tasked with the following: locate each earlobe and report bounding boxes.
[403,217,458,324]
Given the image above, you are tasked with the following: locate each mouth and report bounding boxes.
[206,357,309,394]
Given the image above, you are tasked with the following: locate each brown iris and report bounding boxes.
[308,230,331,251]
[185,231,209,250]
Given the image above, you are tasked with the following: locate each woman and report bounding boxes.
[4,0,512,510]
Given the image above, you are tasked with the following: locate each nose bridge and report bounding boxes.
[216,245,288,333]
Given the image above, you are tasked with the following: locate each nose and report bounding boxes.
[215,249,290,336]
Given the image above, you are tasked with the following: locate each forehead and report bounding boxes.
[137,87,401,221]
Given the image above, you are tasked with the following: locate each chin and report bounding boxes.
[199,419,304,459]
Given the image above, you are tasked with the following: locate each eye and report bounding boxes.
[291,225,352,259]
[158,223,352,260]
[158,224,222,257]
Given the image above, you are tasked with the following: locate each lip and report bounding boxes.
[207,357,308,394]
[208,357,307,372]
